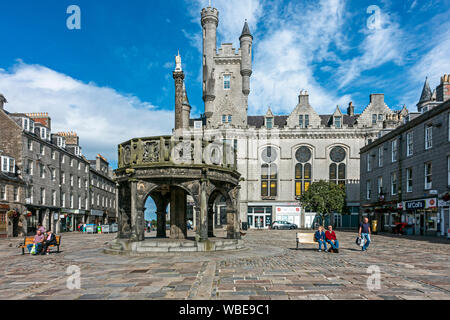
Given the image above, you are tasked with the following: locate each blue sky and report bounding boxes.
[0,0,449,219]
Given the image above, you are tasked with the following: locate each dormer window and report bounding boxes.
[74,146,81,157]
[266,117,273,129]
[1,156,15,174]
[335,116,342,128]
[40,127,47,140]
[298,115,309,128]
[22,118,30,131]
[223,75,231,90]
[57,136,66,149]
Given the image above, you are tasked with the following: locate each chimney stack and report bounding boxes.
[298,90,309,105]
[436,74,450,103]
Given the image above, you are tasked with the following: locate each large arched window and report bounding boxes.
[329,146,346,186]
[295,147,312,197]
[261,147,278,197]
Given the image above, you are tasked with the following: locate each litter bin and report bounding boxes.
[242,222,248,231]
[371,220,378,233]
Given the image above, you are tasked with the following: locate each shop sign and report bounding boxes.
[90,209,104,217]
[60,215,65,219]
[0,204,10,210]
[276,207,301,215]
[61,209,85,215]
[53,213,59,220]
[425,198,437,209]
[438,200,450,207]
[405,198,437,210]
[405,201,425,210]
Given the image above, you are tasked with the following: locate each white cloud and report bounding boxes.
[336,9,405,89]
[0,62,174,162]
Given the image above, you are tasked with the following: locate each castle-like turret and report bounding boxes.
[201,6,219,115]
[239,20,253,97]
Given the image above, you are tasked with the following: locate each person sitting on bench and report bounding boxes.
[314,226,327,252]
[27,230,45,255]
[41,230,57,255]
[325,225,339,253]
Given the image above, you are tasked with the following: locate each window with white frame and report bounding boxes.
[40,144,44,156]
[377,177,383,196]
[70,194,74,209]
[28,160,33,175]
[366,180,371,200]
[39,164,45,179]
[378,147,383,167]
[70,174,73,187]
[425,124,433,150]
[51,168,56,181]
[1,156,15,174]
[372,114,377,125]
[425,162,432,190]
[40,127,47,140]
[391,172,398,195]
[40,188,45,205]
[223,74,231,90]
[335,116,342,128]
[391,139,398,163]
[61,172,65,184]
[78,196,81,210]
[70,159,74,167]
[406,132,413,157]
[0,185,6,200]
[52,190,56,206]
[266,117,273,129]
[78,177,81,188]
[28,139,33,151]
[51,150,56,160]
[61,192,66,207]
[13,187,19,202]
[62,155,65,164]
[367,154,371,172]
[406,168,413,193]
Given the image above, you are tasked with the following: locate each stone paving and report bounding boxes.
[0,230,449,300]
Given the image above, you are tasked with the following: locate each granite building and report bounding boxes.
[0,97,115,236]
[176,4,408,230]
[360,75,450,237]
[88,154,117,225]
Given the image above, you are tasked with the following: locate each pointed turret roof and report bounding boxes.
[240,20,253,40]
[418,77,432,104]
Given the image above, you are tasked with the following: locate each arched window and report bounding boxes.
[329,147,347,185]
[261,148,278,197]
[295,147,312,197]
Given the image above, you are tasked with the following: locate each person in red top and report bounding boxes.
[325,225,339,253]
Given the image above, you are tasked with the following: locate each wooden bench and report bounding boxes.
[19,235,61,255]
[296,232,317,249]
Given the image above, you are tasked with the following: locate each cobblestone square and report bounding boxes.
[0,230,449,300]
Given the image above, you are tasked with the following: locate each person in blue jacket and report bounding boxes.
[314,226,327,252]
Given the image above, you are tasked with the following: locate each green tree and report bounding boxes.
[299,181,346,227]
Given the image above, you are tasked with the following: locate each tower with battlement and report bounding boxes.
[201,5,252,128]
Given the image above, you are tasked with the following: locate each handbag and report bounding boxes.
[30,244,36,255]
[355,237,361,246]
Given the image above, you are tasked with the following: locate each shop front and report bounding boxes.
[60,209,86,232]
[403,198,438,236]
[0,204,9,238]
[438,198,449,238]
[247,206,272,229]
[275,206,301,228]
[89,209,104,225]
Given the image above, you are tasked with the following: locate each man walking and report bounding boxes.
[359,217,372,252]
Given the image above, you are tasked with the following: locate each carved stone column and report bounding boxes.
[198,179,209,242]
[130,179,139,241]
[156,209,167,238]
[170,187,187,239]
[208,204,215,238]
